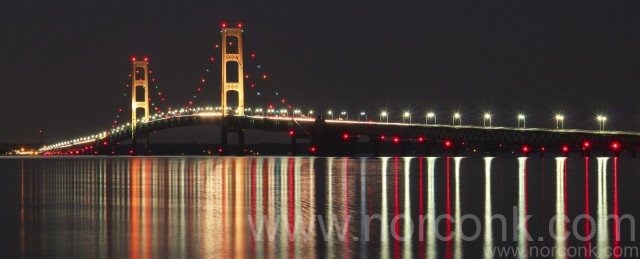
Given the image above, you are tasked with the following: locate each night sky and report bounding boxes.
[2,1,640,144]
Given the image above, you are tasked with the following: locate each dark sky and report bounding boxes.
[2,1,640,144]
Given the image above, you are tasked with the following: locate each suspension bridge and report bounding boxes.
[39,24,640,157]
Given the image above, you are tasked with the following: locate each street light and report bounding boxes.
[380,111,388,123]
[327,110,333,120]
[308,110,314,118]
[426,112,436,125]
[597,115,607,131]
[293,109,301,118]
[483,113,492,127]
[403,111,411,124]
[517,114,526,128]
[453,113,461,126]
[555,114,565,130]
[359,112,367,121]
[340,111,348,120]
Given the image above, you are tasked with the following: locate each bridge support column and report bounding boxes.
[370,137,381,157]
[219,116,245,156]
[290,134,297,156]
[632,148,637,158]
[423,141,432,156]
[220,123,229,156]
[399,140,409,157]
[132,130,150,156]
[237,129,245,156]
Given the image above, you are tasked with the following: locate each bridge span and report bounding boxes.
[40,109,640,157]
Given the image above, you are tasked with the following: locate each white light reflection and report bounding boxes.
[359,158,368,258]
[426,157,437,259]
[597,157,609,259]
[403,157,413,259]
[380,157,389,258]
[483,157,494,259]
[517,157,528,259]
[454,157,464,259]
[555,157,567,259]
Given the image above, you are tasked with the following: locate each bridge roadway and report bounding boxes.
[41,111,640,156]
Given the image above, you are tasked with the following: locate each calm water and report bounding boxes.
[0,156,638,258]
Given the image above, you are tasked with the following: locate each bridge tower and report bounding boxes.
[220,26,245,116]
[131,57,150,154]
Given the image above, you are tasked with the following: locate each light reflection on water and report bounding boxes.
[5,155,636,258]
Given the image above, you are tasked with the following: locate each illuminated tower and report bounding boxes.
[221,25,245,116]
[131,57,150,136]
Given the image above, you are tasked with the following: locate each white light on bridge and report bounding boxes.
[380,111,388,123]
[555,114,565,130]
[484,113,492,127]
[597,115,607,131]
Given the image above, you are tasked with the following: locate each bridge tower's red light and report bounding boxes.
[221,23,227,28]
[310,146,316,153]
[237,23,243,28]
[129,150,134,155]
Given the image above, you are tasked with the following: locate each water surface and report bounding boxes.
[1,156,638,258]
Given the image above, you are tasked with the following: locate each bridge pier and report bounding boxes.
[399,140,409,156]
[132,131,150,156]
[423,141,433,156]
[220,116,246,156]
[290,134,297,156]
[370,137,382,157]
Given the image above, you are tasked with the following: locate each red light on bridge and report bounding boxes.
[541,146,546,151]
[238,23,243,28]
[129,150,134,155]
[444,140,452,148]
[611,142,620,150]
[131,57,136,62]
[418,136,424,143]
[310,146,316,153]
[262,74,268,79]
[218,148,223,153]
[289,130,295,136]
[251,53,256,59]
[583,141,590,148]
[221,23,227,28]
[522,145,529,153]
[393,137,400,144]
[380,135,385,141]
[343,133,349,140]
[143,57,148,62]
[562,146,569,153]
[103,141,108,146]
